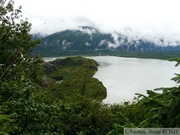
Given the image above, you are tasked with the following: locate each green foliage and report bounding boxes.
[0,0,42,84]
[56,101,113,135]
[0,114,16,134]
[107,123,136,135]
[46,57,107,102]
[1,1,180,134]
[0,0,44,134]
[136,59,180,128]
[110,100,147,127]
[39,57,111,134]
[170,58,180,67]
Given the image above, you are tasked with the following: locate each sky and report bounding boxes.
[15,0,180,42]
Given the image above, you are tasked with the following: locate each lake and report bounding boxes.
[44,56,180,104]
[89,56,180,104]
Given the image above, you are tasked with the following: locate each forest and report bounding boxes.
[0,0,180,134]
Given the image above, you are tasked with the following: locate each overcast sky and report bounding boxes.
[15,0,180,42]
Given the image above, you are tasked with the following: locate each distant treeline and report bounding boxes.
[33,49,180,60]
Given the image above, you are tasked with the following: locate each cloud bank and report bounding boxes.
[15,0,180,43]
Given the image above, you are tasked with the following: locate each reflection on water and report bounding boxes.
[90,56,180,104]
[98,62,110,67]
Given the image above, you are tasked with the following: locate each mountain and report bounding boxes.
[32,33,47,40]
[33,26,180,57]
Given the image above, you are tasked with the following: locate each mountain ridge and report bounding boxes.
[33,26,180,57]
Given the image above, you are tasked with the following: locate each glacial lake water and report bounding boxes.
[44,56,180,104]
[90,56,180,104]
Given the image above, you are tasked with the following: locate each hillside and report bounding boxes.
[42,56,107,102]
[33,26,180,58]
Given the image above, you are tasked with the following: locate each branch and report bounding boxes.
[0,58,18,80]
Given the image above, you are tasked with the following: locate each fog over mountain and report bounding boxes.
[79,26,180,47]
[34,26,180,48]
[16,0,180,45]
[33,26,180,57]
[38,26,180,46]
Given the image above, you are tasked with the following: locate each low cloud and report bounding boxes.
[15,0,180,45]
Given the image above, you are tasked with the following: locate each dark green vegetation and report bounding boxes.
[35,50,180,60]
[43,57,107,102]
[1,0,180,134]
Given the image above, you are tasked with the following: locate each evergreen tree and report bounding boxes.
[137,58,180,127]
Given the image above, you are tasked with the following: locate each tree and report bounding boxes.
[136,58,180,127]
[0,0,43,134]
[0,0,41,83]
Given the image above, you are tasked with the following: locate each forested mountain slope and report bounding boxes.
[33,26,180,58]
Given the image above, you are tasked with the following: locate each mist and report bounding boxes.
[15,0,180,45]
